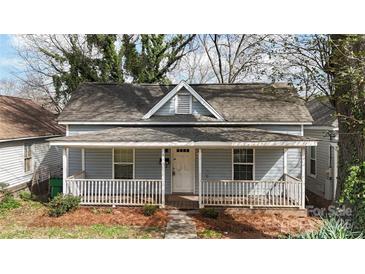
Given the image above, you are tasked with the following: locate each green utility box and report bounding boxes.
[50,178,63,198]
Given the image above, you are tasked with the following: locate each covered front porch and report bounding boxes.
[60,146,307,209]
[50,126,317,209]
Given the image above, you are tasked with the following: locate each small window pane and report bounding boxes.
[310,146,316,158]
[234,164,253,180]
[234,149,253,163]
[114,164,133,179]
[114,149,133,162]
[310,159,316,175]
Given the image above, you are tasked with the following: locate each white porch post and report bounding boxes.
[161,148,165,208]
[301,147,306,209]
[283,148,288,179]
[81,148,85,173]
[62,147,68,194]
[198,148,203,208]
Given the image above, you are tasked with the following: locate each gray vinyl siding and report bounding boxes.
[69,148,82,176]
[85,148,112,179]
[155,97,176,115]
[0,139,62,187]
[68,125,116,136]
[194,149,232,194]
[255,125,302,136]
[255,148,284,180]
[304,128,337,200]
[287,148,301,178]
[135,149,171,193]
[192,98,211,116]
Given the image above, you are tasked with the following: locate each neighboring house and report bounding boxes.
[0,95,64,193]
[304,97,338,207]
[50,81,317,209]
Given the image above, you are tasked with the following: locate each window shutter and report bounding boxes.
[176,94,191,114]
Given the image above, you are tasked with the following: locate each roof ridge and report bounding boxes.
[80,81,292,88]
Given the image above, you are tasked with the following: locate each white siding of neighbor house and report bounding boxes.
[304,128,338,200]
[0,139,62,187]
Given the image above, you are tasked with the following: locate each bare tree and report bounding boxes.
[268,34,332,101]
[198,34,270,83]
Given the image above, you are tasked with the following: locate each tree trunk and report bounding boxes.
[329,35,365,199]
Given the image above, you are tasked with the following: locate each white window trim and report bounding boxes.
[309,146,317,178]
[232,148,255,181]
[24,143,33,174]
[112,148,135,179]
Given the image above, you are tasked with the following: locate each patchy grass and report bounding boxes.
[0,224,163,239]
[199,229,223,239]
[0,199,166,239]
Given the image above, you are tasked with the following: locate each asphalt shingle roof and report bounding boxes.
[306,97,337,127]
[58,82,313,123]
[50,126,315,143]
[0,95,65,141]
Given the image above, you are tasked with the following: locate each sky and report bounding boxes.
[0,34,23,80]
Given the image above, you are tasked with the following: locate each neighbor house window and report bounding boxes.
[309,146,316,177]
[24,144,32,173]
[233,149,254,180]
[113,149,134,179]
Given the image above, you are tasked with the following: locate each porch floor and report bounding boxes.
[166,195,199,209]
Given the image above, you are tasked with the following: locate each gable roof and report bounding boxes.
[58,82,313,124]
[306,97,337,127]
[143,81,224,120]
[0,95,65,141]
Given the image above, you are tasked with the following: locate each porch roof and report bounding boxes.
[49,127,317,147]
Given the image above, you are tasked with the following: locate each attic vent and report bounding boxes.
[176,94,192,114]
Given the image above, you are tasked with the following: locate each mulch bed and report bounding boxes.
[29,207,169,228]
[189,209,321,239]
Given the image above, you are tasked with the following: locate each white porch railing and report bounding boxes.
[64,178,163,206]
[201,178,304,208]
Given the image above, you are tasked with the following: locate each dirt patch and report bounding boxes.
[29,207,168,228]
[189,208,321,239]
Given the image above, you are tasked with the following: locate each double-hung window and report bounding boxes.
[309,146,317,177]
[233,149,254,180]
[114,149,134,179]
[24,144,32,173]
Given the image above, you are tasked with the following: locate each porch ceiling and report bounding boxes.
[49,127,318,147]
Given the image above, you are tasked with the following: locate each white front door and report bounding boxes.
[172,148,195,193]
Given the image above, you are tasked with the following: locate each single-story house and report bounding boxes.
[0,95,64,193]
[49,81,317,209]
[304,97,338,207]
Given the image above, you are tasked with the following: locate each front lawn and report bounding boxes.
[0,198,167,239]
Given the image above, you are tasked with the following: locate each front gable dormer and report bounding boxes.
[143,81,224,120]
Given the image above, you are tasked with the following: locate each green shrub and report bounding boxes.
[48,194,81,217]
[143,204,158,216]
[200,208,219,219]
[0,192,21,214]
[288,217,362,239]
[19,191,32,201]
[339,162,365,230]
